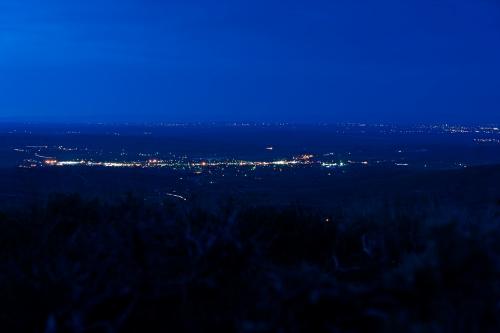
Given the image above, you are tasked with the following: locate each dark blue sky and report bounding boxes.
[1,0,499,123]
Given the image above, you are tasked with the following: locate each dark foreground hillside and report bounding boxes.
[0,191,499,333]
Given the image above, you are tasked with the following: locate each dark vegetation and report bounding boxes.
[0,189,499,332]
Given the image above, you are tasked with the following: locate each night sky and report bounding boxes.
[1,0,499,123]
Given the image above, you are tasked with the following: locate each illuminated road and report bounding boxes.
[165,193,188,201]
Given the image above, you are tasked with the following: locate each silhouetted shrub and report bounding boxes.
[0,194,498,332]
